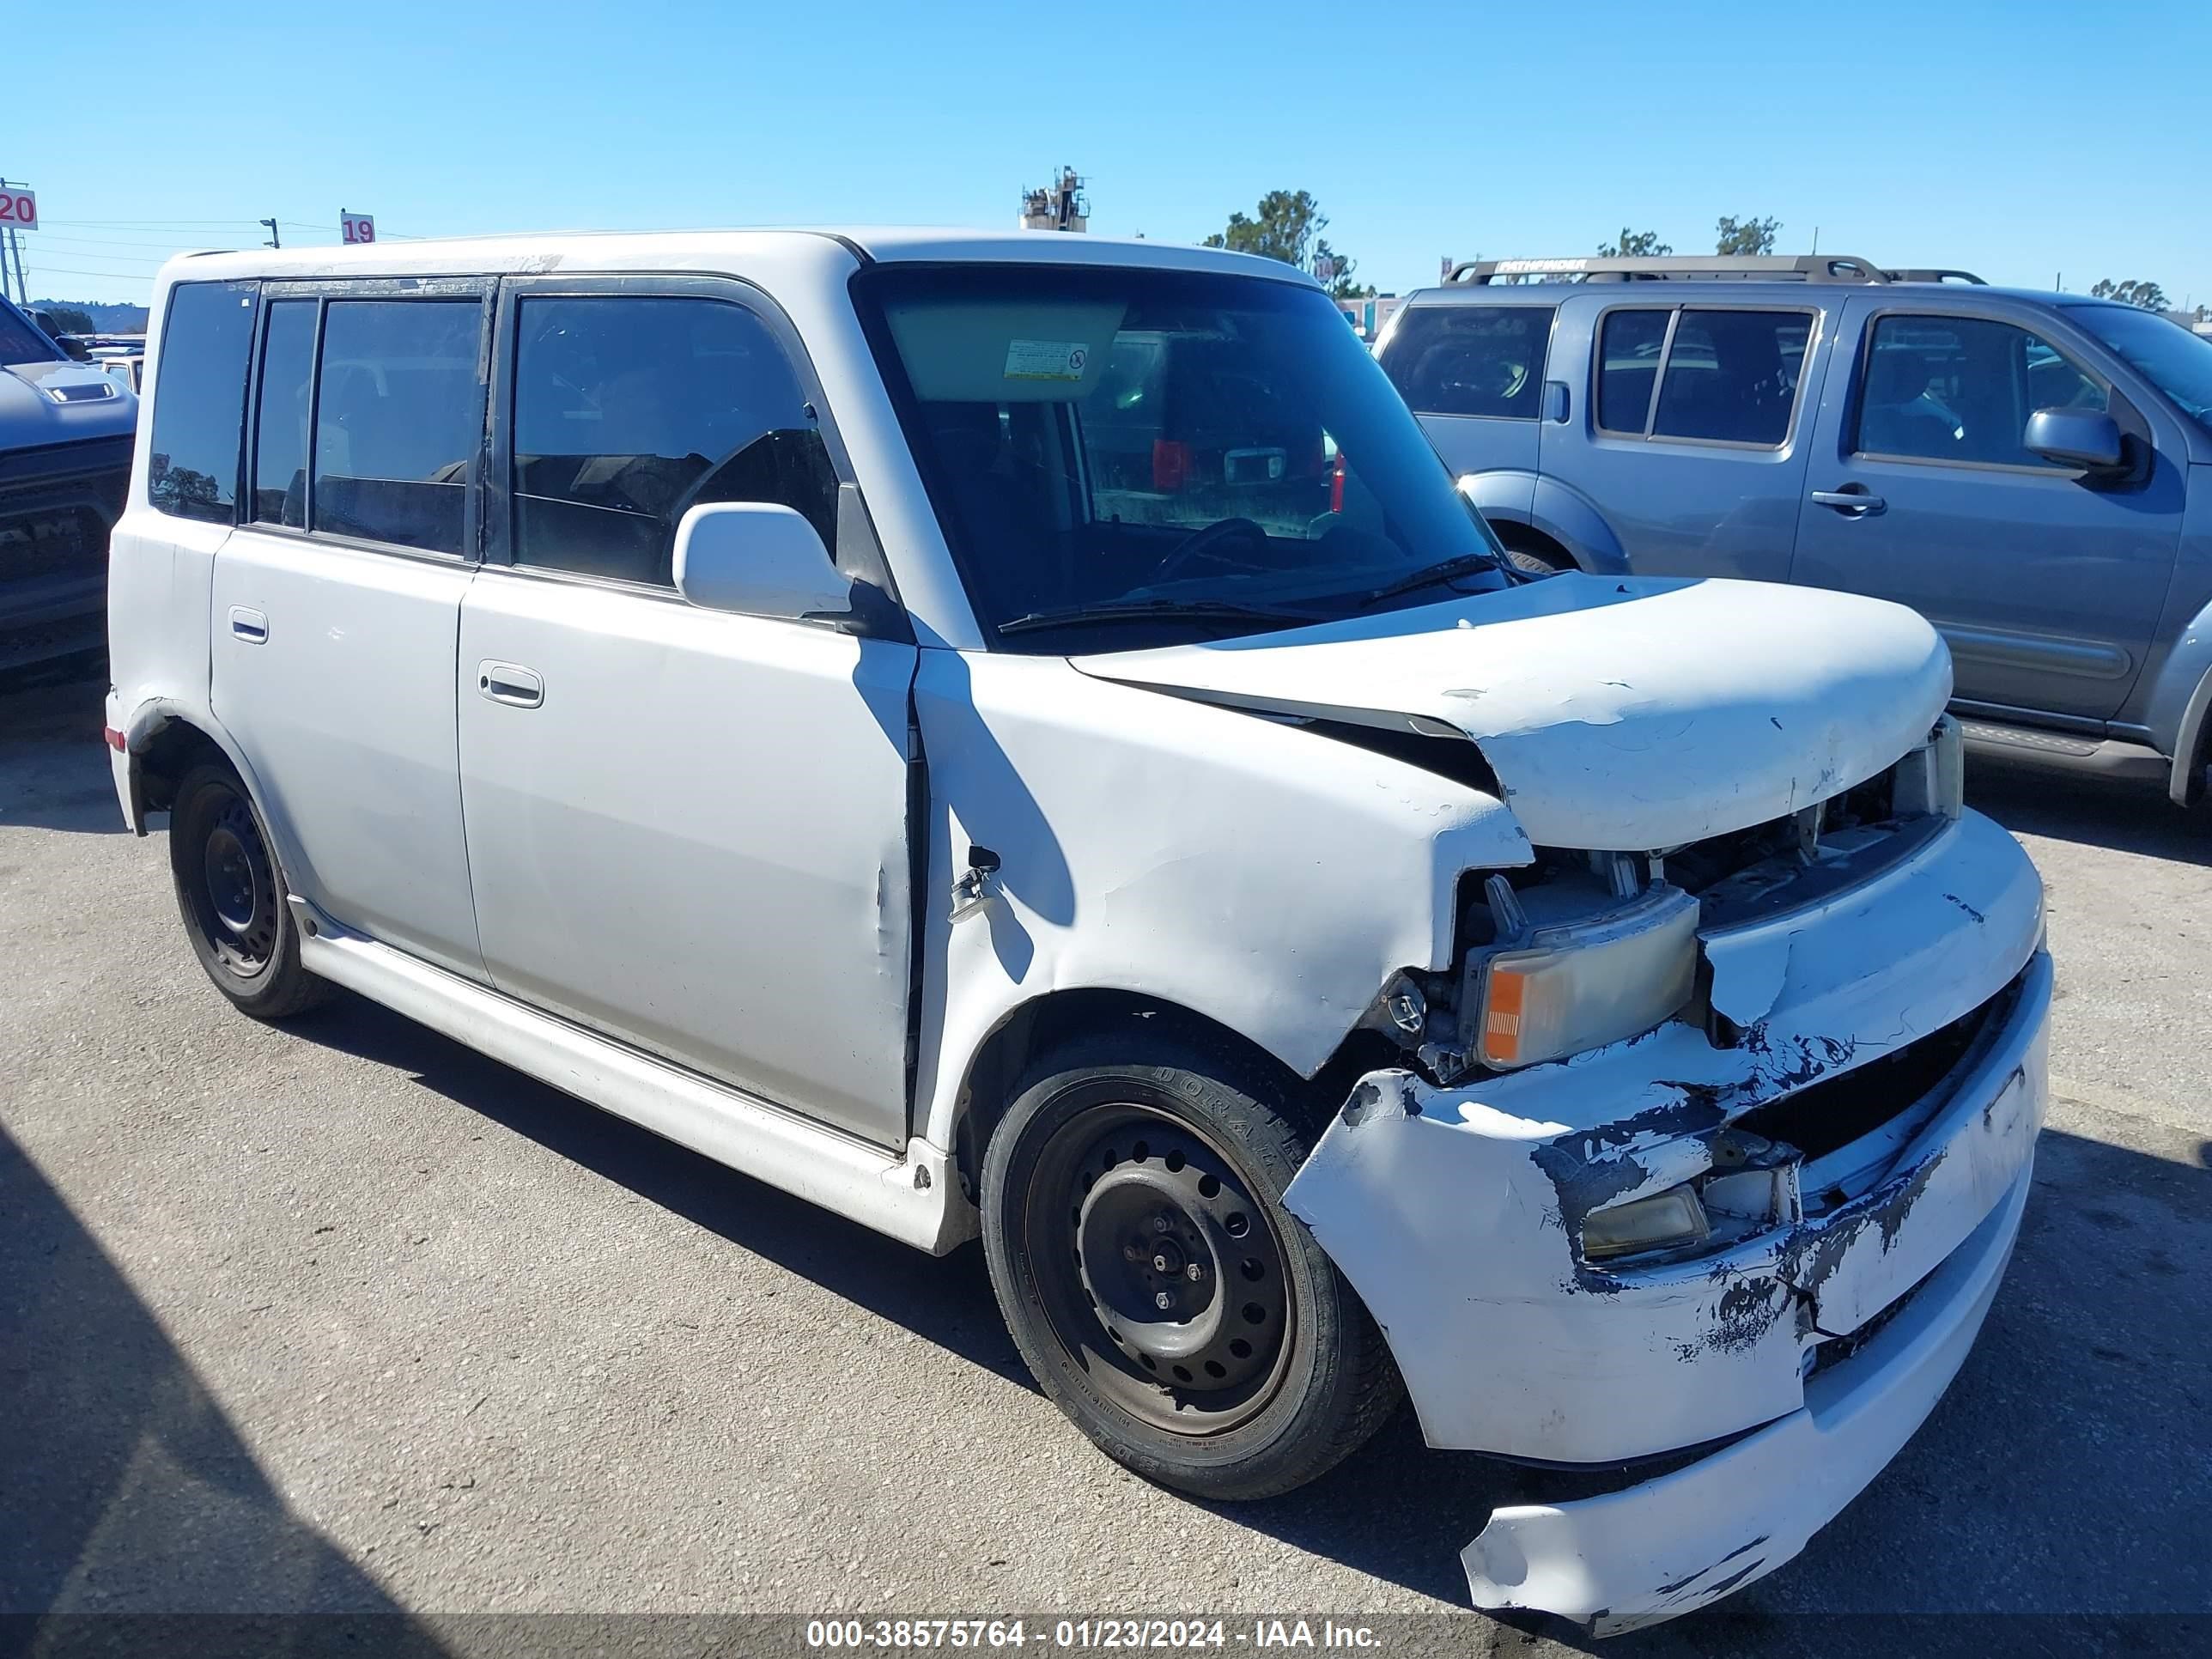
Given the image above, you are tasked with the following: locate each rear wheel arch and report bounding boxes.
[1492,521,1580,573]
[128,712,235,820]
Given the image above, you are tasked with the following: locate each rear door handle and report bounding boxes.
[477,661,544,708]
[1810,488,1885,515]
[228,606,269,643]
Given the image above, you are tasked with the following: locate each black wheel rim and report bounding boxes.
[1024,1099,1293,1436]
[191,789,280,979]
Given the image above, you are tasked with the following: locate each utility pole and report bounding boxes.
[0,173,26,305]
[261,218,281,248]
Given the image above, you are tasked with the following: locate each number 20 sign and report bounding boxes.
[0,186,38,231]
[340,211,376,246]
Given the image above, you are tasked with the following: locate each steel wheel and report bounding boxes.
[1025,1102,1295,1435]
[194,791,281,978]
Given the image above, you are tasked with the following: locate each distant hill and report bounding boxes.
[30,298,149,333]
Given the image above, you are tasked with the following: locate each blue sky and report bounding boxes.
[19,0,2211,309]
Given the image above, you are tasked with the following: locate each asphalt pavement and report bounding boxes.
[3,662,2207,1658]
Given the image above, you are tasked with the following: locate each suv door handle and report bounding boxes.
[1810,487,1886,515]
[228,606,269,643]
[477,661,544,708]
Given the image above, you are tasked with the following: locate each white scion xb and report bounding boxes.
[106,229,2048,1633]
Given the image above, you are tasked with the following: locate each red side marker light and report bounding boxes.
[104,726,127,752]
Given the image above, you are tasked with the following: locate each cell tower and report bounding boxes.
[1019,167,1089,233]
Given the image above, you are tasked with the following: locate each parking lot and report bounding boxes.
[4,658,2209,1656]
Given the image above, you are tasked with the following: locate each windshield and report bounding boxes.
[855,264,1508,649]
[2066,303,2212,432]
[0,300,61,366]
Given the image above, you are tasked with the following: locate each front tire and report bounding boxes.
[980,1029,1400,1501]
[168,763,329,1020]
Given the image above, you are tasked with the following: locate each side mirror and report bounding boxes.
[672,502,853,622]
[2023,407,2124,473]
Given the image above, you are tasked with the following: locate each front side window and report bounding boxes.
[1856,314,2106,467]
[2067,301,2212,433]
[857,264,1507,649]
[313,300,483,552]
[1380,305,1554,419]
[149,281,257,522]
[509,295,836,587]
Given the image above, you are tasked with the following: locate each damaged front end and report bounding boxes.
[1285,726,2050,1635]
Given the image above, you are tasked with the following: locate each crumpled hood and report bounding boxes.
[1072,574,1952,849]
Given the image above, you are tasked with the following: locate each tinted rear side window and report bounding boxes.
[509,295,836,587]
[148,281,258,522]
[1382,306,1553,419]
[252,300,316,527]
[1650,309,1812,446]
[313,300,483,553]
[1596,309,1668,434]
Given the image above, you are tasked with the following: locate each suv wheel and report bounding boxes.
[980,1030,1400,1501]
[169,763,330,1020]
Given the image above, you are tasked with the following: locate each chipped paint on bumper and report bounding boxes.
[1463,1155,2032,1635]
[1284,808,2050,1629]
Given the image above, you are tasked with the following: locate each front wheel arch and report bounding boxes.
[946,989,1318,1206]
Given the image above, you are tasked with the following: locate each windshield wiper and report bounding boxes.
[1357,551,1504,608]
[999,598,1315,636]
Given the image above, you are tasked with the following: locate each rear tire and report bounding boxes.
[1497,532,1572,575]
[168,763,330,1020]
[980,1028,1401,1501]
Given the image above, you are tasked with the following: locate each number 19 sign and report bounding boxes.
[340,210,376,246]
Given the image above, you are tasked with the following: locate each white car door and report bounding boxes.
[456,280,918,1147]
[209,281,491,979]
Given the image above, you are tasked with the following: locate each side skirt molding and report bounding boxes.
[295,909,977,1255]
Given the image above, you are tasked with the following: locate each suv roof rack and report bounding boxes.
[1444,255,1985,287]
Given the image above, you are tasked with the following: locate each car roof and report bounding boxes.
[156,227,1316,289]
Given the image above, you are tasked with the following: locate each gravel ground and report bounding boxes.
[3,663,2207,1657]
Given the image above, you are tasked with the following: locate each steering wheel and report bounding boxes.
[1151,517,1267,589]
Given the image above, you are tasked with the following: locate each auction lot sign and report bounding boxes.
[0,184,36,231]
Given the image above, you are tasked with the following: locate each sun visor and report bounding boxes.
[884,298,1126,403]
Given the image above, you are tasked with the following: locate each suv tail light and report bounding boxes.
[1152,440,1191,493]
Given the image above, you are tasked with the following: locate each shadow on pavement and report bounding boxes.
[0,665,125,836]
[285,992,1031,1393]
[1966,752,2209,867]
[0,1121,442,1653]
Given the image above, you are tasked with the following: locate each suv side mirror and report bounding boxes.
[2023,407,2124,474]
[672,502,853,622]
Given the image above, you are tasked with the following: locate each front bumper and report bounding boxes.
[1466,1011,2039,1634]
[1285,808,2048,1631]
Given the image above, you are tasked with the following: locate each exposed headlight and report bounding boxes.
[1582,1182,1710,1261]
[1476,886,1698,1067]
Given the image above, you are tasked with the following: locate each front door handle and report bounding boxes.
[1810,487,1886,515]
[477,661,544,708]
[228,606,269,643]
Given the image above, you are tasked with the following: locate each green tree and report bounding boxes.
[43,305,98,334]
[1204,190,1370,296]
[1714,216,1781,256]
[2090,278,2170,312]
[1597,228,1672,258]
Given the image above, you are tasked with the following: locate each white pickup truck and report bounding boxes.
[106,228,2047,1633]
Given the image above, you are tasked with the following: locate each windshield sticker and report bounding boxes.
[1005,338,1091,381]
